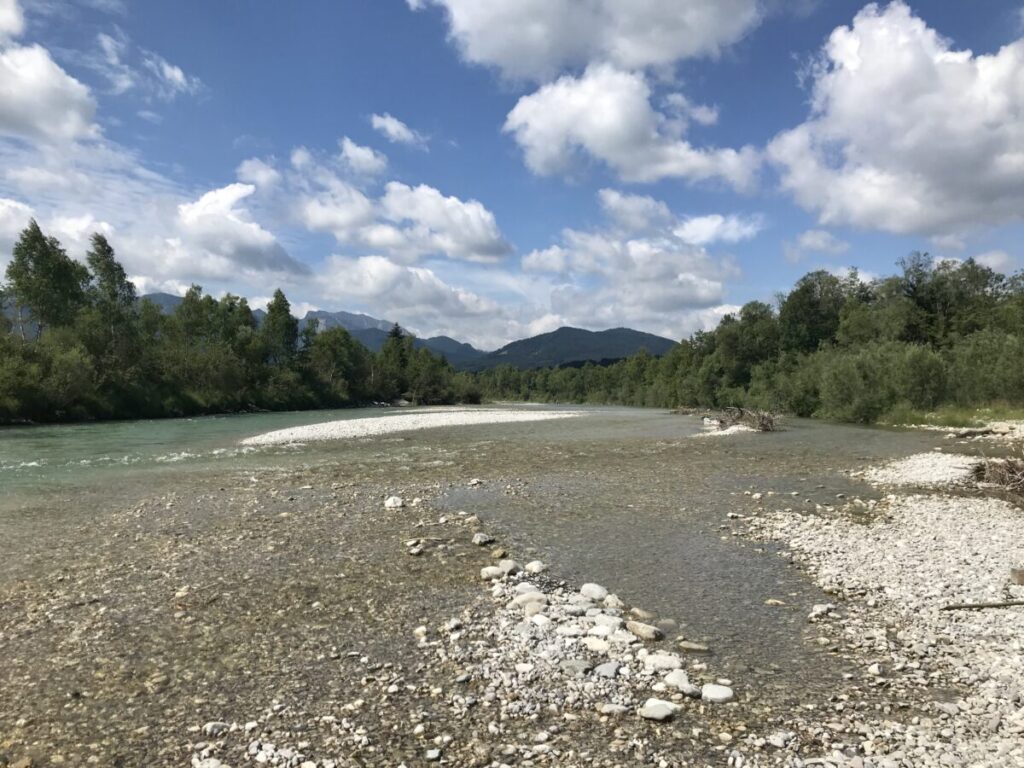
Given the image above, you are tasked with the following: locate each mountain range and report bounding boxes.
[5,292,679,370]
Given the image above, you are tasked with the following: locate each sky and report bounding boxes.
[1,0,1023,349]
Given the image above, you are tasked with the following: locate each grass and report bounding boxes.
[879,403,1024,428]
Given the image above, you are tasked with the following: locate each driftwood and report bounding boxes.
[722,406,777,432]
[940,600,1024,611]
[954,427,994,438]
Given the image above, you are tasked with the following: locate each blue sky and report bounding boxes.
[1,0,1022,348]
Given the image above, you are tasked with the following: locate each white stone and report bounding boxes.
[524,560,546,574]
[384,495,404,509]
[643,653,682,671]
[638,698,680,721]
[701,683,734,703]
[580,583,609,601]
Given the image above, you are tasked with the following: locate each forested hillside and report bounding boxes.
[477,255,1024,424]
[0,222,479,423]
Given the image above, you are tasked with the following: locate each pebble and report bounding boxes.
[643,653,682,671]
[472,532,494,546]
[594,661,621,678]
[383,495,404,509]
[677,640,709,653]
[524,560,546,574]
[580,583,609,600]
[638,698,679,721]
[700,683,734,703]
[201,721,230,737]
[625,620,663,641]
[664,669,701,697]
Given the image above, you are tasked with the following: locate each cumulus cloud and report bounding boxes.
[974,249,1017,275]
[0,44,97,142]
[339,136,387,175]
[377,182,510,263]
[371,112,427,147]
[0,0,23,43]
[597,188,672,232]
[674,213,763,246]
[0,196,32,270]
[782,228,850,263]
[293,152,510,263]
[504,65,759,189]
[316,254,507,345]
[176,183,307,275]
[769,1,1024,238]
[236,157,281,188]
[520,188,742,339]
[407,0,762,82]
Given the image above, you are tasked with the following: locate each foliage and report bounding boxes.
[476,254,1024,424]
[0,224,470,423]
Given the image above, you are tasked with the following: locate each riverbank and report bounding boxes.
[741,454,1024,767]
[1,411,1018,766]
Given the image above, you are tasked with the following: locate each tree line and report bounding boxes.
[476,254,1024,424]
[3,220,1022,426]
[0,221,479,423]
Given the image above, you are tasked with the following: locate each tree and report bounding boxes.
[260,289,298,365]
[4,220,89,336]
[778,270,848,353]
[86,233,137,315]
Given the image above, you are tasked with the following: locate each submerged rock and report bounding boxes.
[626,620,664,641]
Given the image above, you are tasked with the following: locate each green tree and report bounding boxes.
[260,289,298,365]
[4,220,89,336]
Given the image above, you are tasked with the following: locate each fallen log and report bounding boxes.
[940,600,1024,611]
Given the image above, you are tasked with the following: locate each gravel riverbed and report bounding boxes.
[1,417,1020,767]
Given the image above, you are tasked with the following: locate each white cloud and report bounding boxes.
[176,183,307,275]
[142,51,202,99]
[974,249,1017,274]
[597,188,672,232]
[674,213,763,246]
[782,228,850,263]
[298,177,376,239]
[769,1,1024,238]
[520,188,742,339]
[378,182,510,263]
[339,136,387,175]
[0,196,32,270]
[371,112,427,147]
[0,44,97,142]
[293,153,509,264]
[504,64,759,189]
[317,254,505,344]
[236,157,281,188]
[76,29,203,101]
[407,0,762,82]
[0,0,23,43]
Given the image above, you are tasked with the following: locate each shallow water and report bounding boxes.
[0,405,945,709]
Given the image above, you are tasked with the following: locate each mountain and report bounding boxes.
[346,327,485,367]
[304,310,391,333]
[465,326,677,371]
[139,292,183,313]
